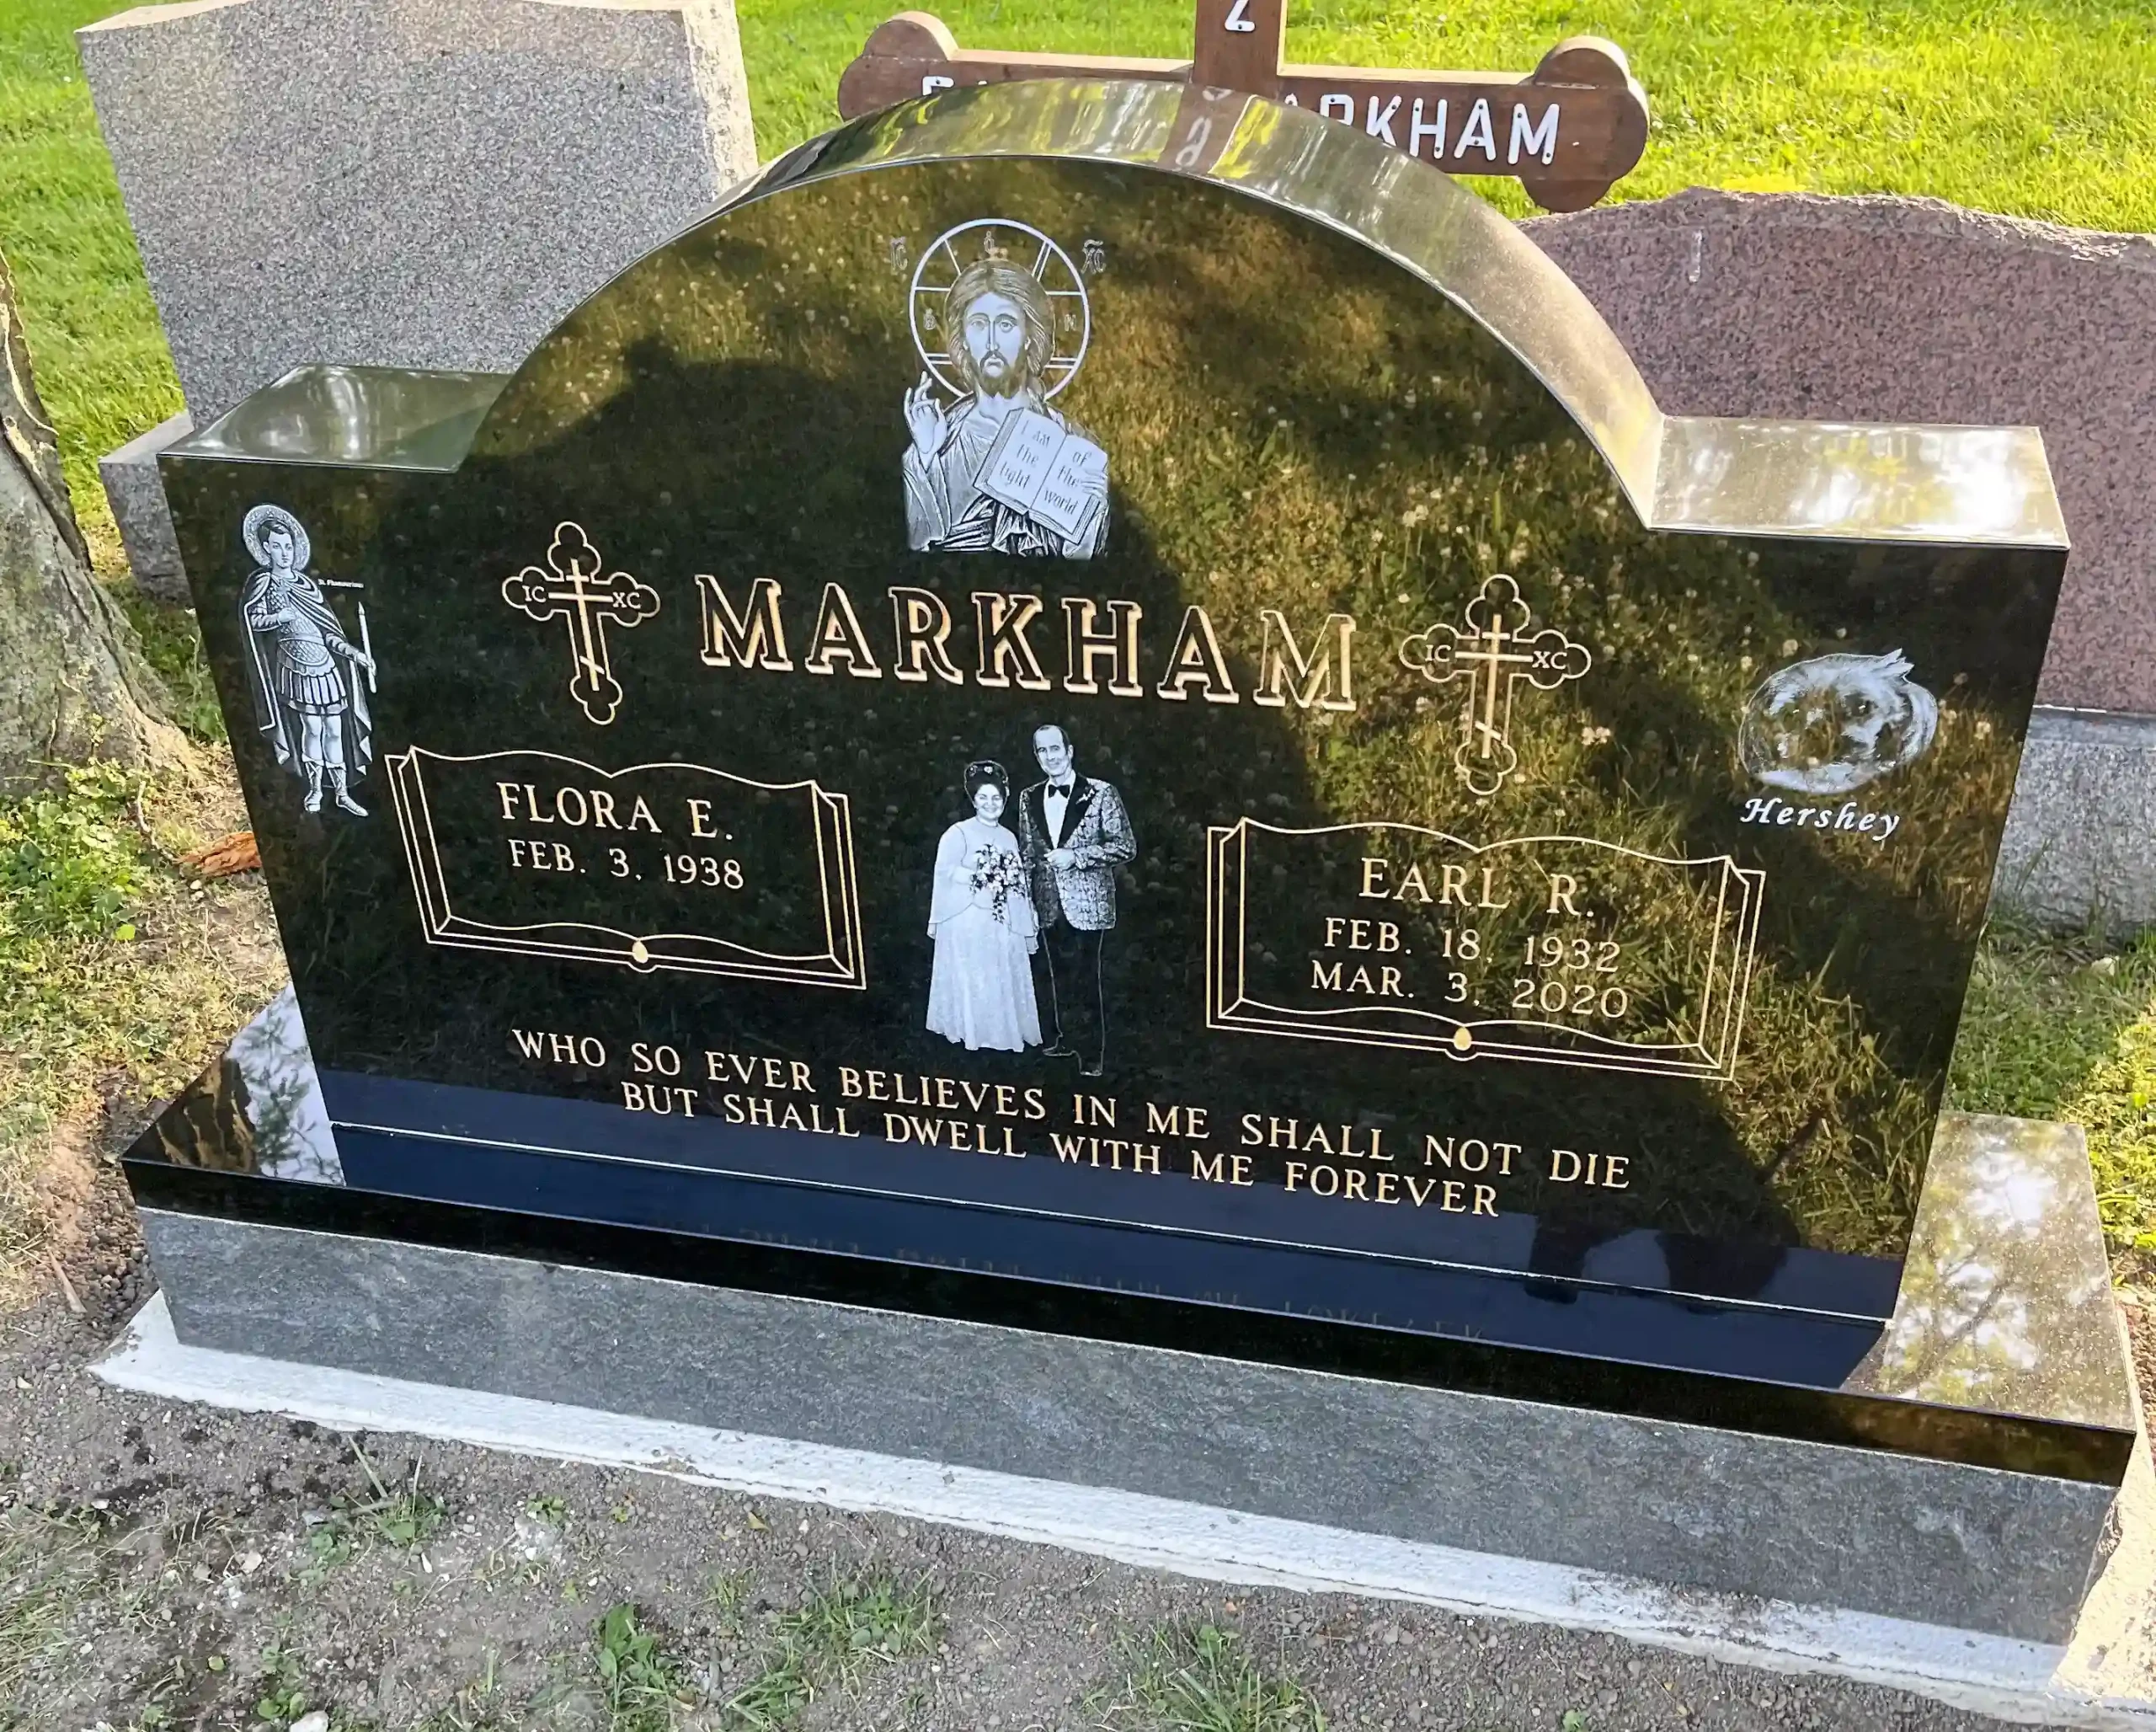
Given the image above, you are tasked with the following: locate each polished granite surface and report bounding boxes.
[129,992,2137,1481]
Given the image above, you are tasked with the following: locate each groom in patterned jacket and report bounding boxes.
[1018,724,1137,1077]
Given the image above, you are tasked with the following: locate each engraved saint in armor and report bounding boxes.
[903,221,1108,559]
[239,504,376,815]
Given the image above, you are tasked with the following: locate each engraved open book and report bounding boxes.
[977,409,1103,543]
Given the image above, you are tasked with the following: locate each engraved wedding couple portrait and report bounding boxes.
[925,725,1136,1076]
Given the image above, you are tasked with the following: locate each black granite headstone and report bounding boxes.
[149,82,2068,1385]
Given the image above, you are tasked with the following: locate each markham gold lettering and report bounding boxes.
[1191,1151,1255,1185]
[1548,1148,1630,1189]
[837,1067,1043,1119]
[802,581,884,678]
[513,1029,606,1067]
[1421,1136,1518,1176]
[702,1050,815,1093]
[1061,597,1145,697]
[1253,609,1354,711]
[1239,1115,1386,1159]
[685,580,1355,710]
[971,592,1051,690]
[498,781,662,831]
[882,1112,1023,1156]
[622,1081,697,1115]
[695,574,792,671]
[1356,856,1507,908]
[719,1093,857,1136]
[1049,1134,1164,1173]
[1145,1102,1209,1138]
[889,586,965,684]
[1155,605,1240,703]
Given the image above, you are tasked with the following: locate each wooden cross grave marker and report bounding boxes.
[837,0,1648,211]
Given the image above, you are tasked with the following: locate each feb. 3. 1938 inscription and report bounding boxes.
[163,81,2068,1343]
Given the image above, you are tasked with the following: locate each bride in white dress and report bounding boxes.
[926,761,1043,1052]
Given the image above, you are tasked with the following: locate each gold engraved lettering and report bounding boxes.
[1061,598,1145,697]
[802,582,885,678]
[1145,1102,1209,1137]
[513,1029,607,1066]
[1549,1148,1630,1189]
[888,587,964,684]
[971,593,1051,690]
[1155,605,1241,703]
[1253,609,1355,711]
[622,1081,697,1115]
[696,575,793,671]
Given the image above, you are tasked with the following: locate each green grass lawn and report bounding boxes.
[5,0,2156,560]
[7,0,2156,1287]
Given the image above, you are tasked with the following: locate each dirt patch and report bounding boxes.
[0,1287,2037,1732]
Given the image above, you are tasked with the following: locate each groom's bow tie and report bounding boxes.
[1049,779,1075,795]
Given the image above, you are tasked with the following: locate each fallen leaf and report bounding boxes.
[180,831,260,877]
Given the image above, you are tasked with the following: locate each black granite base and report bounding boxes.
[125,996,2139,1640]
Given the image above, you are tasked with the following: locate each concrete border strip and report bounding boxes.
[96,1293,2156,1730]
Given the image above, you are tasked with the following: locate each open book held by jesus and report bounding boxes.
[905,391,1111,559]
[976,408,1108,546]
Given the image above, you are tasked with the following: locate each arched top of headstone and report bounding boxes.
[469,78,2063,550]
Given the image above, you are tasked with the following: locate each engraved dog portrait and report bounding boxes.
[1739,650,1939,795]
[903,222,1108,559]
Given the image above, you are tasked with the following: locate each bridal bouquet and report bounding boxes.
[968,844,1028,922]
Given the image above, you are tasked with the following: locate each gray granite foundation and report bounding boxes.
[141,1206,2117,1644]
[99,411,191,600]
[1999,708,2156,933]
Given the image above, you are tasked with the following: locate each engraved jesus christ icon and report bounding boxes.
[1400,574,1591,797]
[501,522,661,726]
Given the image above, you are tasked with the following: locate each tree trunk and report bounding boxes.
[0,247,182,783]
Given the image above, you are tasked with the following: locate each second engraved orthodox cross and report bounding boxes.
[1401,575,1592,798]
[501,522,662,727]
[837,0,1648,211]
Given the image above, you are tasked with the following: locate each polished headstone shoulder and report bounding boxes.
[158,77,2068,1369]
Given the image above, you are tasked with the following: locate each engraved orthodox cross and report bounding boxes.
[501,521,661,726]
[1401,575,1591,798]
[838,0,1647,211]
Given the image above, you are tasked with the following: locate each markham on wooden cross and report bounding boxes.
[837,0,1648,211]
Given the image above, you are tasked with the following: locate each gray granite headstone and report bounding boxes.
[1527,190,2156,929]
[77,0,756,583]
